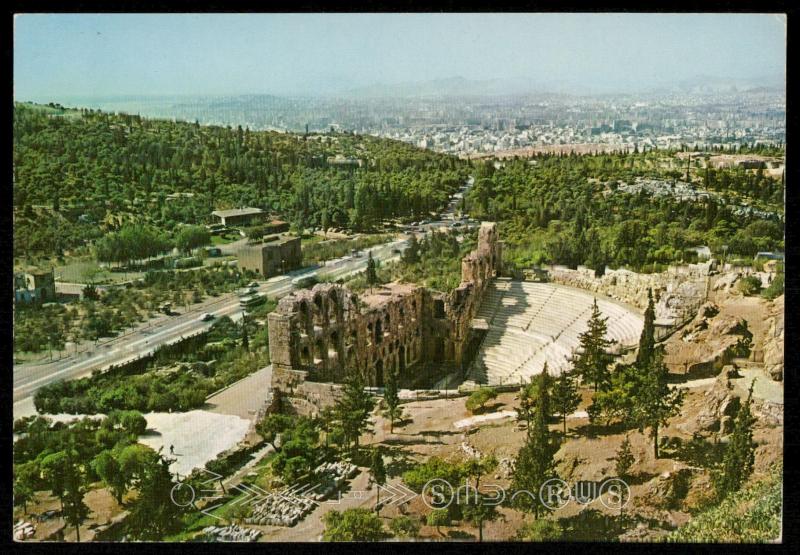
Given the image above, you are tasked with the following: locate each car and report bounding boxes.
[247,281,260,288]
[199,313,215,322]
[392,248,401,255]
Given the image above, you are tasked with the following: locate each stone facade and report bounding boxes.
[238,236,302,278]
[267,222,501,416]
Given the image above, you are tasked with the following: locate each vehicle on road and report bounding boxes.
[291,274,318,289]
[159,302,174,315]
[199,313,215,322]
[240,293,267,310]
[247,281,260,288]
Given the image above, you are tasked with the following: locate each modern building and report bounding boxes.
[211,207,266,227]
[237,235,302,277]
[14,269,56,305]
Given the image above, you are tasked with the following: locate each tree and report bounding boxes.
[402,234,421,264]
[512,372,558,519]
[61,445,90,542]
[551,367,581,435]
[614,435,635,478]
[333,372,375,454]
[174,225,210,254]
[322,508,386,541]
[465,387,498,414]
[14,461,39,514]
[241,313,250,352]
[365,251,378,292]
[125,450,184,540]
[383,366,403,433]
[630,349,685,459]
[460,493,500,542]
[517,518,563,541]
[462,455,498,489]
[390,515,421,538]
[369,447,387,514]
[518,364,553,425]
[572,300,615,393]
[92,450,128,504]
[256,413,295,451]
[636,288,656,367]
[426,508,450,537]
[40,450,69,511]
[714,381,757,500]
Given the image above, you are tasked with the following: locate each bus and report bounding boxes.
[291,273,318,289]
[239,293,267,310]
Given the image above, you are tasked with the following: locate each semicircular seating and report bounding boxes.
[467,279,644,385]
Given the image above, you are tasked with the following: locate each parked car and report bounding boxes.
[199,313,215,322]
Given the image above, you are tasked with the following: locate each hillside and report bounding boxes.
[13,102,468,260]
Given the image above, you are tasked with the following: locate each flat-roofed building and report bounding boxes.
[14,269,56,305]
[211,207,266,227]
[238,235,302,277]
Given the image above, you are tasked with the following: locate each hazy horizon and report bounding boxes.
[14,13,787,101]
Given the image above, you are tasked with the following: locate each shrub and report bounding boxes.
[465,388,498,414]
[390,515,421,538]
[762,274,784,300]
[737,275,762,296]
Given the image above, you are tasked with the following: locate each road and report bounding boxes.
[13,176,474,419]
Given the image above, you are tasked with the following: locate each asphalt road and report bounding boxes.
[13,176,475,418]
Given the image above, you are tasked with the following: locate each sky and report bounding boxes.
[14,13,787,100]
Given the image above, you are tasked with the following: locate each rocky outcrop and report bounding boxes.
[761,296,784,381]
[686,373,740,434]
[664,306,750,377]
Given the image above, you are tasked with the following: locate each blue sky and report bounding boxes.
[14,13,786,99]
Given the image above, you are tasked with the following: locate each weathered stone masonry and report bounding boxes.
[267,222,502,415]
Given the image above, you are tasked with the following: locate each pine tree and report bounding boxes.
[402,234,421,264]
[518,363,552,424]
[551,368,581,435]
[512,370,558,519]
[631,348,684,459]
[636,288,656,367]
[383,367,402,433]
[241,313,250,352]
[713,381,756,500]
[126,451,184,540]
[369,447,387,514]
[334,372,376,454]
[365,252,378,292]
[614,434,635,478]
[573,299,614,393]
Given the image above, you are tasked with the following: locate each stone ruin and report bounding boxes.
[244,461,358,527]
[268,222,502,415]
[201,524,261,542]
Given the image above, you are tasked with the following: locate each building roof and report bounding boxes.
[212,207,264,219]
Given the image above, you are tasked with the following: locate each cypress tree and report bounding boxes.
[573,299,614,393]
[551,368,581,435]
[636,288,656,367]
[512,367,559,519]
[713,381,756,500]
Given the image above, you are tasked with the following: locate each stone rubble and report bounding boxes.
[244,461,358,527]
[13,520,35,541]
[201,524,261,542]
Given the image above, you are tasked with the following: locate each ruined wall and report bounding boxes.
[267,222,501,416]
[543,262,711,327]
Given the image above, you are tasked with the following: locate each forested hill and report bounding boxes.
[13,102,468,258]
